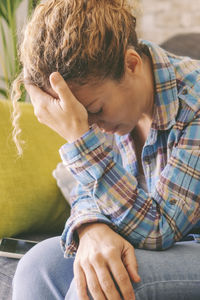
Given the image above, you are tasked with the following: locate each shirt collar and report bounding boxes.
[141,40,179,131]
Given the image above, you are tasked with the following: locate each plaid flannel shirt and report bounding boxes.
[59,40,200,258]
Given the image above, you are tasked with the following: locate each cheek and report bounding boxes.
[104,106,121,120]
[88,107,121,126]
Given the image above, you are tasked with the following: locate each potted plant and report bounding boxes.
[0,0,40,100]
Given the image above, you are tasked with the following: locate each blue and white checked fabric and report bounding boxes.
[59,40,200,257]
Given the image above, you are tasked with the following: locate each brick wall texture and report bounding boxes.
[137,0,200,44]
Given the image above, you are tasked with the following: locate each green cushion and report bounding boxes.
[0,99,70,238]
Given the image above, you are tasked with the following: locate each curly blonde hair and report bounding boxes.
[12,0,143,155]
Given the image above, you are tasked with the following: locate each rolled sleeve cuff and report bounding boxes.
[59,124,105,165]
[60,213,115,258]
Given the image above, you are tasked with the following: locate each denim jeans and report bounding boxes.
[12,236,200,300]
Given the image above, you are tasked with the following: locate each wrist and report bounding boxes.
[64,123,89,143]
[77,223,109,239]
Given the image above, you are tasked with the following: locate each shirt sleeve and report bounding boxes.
[59,117,200,256]
[60,181,117,258]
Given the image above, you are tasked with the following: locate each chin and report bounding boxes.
[116,126,133,136]
[115,129,128,136]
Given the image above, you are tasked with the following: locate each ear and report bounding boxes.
[124,48,142,76]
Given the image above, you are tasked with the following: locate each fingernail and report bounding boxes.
[136,275,141,282]
[50,72,60,84]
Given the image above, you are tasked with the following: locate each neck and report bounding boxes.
[142,54,155,121]
[133,55,155,143]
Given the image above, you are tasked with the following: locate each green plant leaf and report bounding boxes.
[0,76,6,82]
[13,0,25,12]
[0,1,9,24]
[28,0,40,16]
[0,88,8,98]
[0,0,39,101]
[0,0,24,25]
[0,18,13,77]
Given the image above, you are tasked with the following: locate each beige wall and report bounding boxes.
[17,0,28,28]
[138,0,200,44]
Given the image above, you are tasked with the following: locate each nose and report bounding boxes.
[88,114,104,126]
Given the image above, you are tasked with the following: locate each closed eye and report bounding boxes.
[88,108,103,115]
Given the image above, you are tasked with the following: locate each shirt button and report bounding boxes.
[144,157,151,165]
[182,88,188,95]
[169,198,177,205]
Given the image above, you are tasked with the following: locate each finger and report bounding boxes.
[83,264,107,300]
[122,246,141,283]
[108,257,136,300]
[25,83,52,106]
[49,72,74,104]
[74,264,90,300]
[92,260,122,300]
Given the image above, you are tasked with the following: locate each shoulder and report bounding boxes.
[170,55,200,121]
[170,56,200,140]
[166,51,200,104]
[141,39,200,124]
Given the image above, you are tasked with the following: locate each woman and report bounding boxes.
[12,0,200,299]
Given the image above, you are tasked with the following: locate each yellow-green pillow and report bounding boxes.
[0,99,70,238]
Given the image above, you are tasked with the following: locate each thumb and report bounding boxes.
[122,245,141,283]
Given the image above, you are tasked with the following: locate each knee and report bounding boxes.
[12,236,61,290]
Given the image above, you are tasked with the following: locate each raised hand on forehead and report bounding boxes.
[25,72,89,143]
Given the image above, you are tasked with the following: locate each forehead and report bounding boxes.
[46,78,121,107]
[70,82,102,106]
[71,79,124,106]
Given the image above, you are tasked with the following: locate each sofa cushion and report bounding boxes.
[0,99,70,238]
[160,33,200,60]
[0,256,18,300]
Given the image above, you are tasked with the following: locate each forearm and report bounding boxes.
[60,183,116,257]
[60,125,199,254]
[60,171,176,257]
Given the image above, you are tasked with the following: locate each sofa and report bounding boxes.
[0,100,71,299]
[1,33,200,300]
